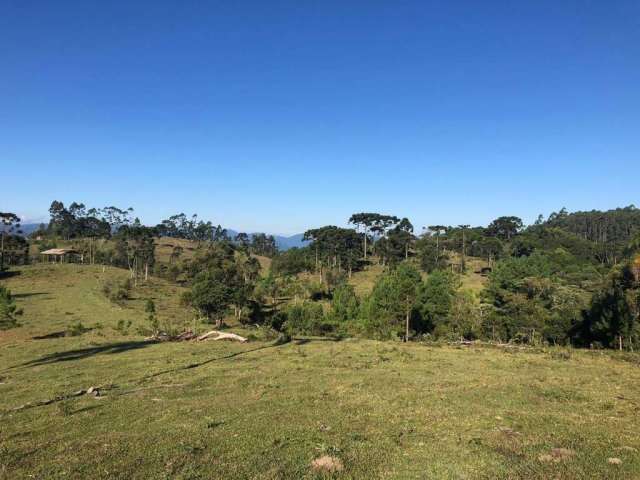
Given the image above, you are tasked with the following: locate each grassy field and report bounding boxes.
[2,265,640,479]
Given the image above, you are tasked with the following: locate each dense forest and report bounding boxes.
[2,202,640,349]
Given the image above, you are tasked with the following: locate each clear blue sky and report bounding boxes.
[2,1,639,235]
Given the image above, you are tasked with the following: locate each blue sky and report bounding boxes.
[2,1,639,235]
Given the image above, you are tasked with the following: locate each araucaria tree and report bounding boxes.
[486,216,523,241]
[348,213,375,260]
[303,226,362,283]
[1,212,21,272]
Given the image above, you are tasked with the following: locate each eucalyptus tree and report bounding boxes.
[100,206,134,233]
[251,233,277,257]
[115,219,157,284]
[193,220,213,245]
[48,201,73,239]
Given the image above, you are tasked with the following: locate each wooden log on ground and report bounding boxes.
[197,330,248,343]
[175,331,197,341]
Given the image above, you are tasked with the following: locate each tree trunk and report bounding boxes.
[0,231,4,272]
[364,228,368,260]
[405,308,410,342]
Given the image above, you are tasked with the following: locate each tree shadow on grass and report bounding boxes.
[0,270,20,280]
[32,331,68,340]
[12,292,48,298]
[71,404,103,415]
[293,337,344,346]
[144,336,343,380]
[19,340,158,367]
[32,327,95,340]
[144,342,287,380]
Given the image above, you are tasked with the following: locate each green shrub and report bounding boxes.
[115,319,132,335]
[102,278,132,304]
[57,400,73,417]
[145,299,159,334]
[0,285,21,330]
[284,301,327,336]
[67,321,89,336]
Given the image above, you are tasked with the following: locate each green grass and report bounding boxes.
[347,261,386,297]
[1,265,640,479]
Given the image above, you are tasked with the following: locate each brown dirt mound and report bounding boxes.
[311,455,344,473]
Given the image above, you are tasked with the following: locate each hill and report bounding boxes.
[1,264,639,478]
[1,223,40,236]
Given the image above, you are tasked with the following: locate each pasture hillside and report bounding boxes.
[29,237,273,274]
[1,264,639,479]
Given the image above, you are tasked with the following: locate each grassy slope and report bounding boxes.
[346,256,488,298]
[1,265,640,479]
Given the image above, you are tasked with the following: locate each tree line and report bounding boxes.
[261,207,640,348]
[2,201,639,349]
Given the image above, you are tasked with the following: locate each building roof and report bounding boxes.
[40,248,79,255]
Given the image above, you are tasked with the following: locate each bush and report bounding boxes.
[246,325,280,342]
[102,278,132,304]
[155,263,181,282]
[0,285,21,330]
[271,248,313,276]
[326,284,359,333]
[115,319,132,334]
[306,281,326,301]
[415,270,459,335]
[238,300,264,325]
[358,264,422,340]
[284,301,328,336]
[433,290,482,341]
[145,299,159,334]
[67,321,90,336]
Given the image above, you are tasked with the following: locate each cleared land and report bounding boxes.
[1,265,639,479]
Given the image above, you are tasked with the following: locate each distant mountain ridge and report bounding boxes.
[1,223,41,236]
[225,229,308,250]
[8,224,308,251]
